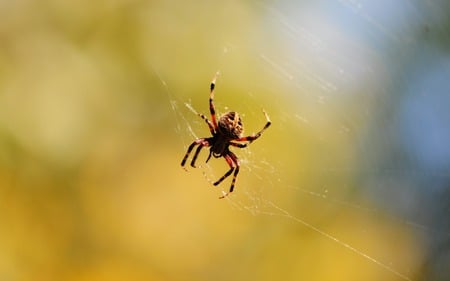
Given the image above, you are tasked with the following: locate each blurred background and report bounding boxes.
[1,0,449,280]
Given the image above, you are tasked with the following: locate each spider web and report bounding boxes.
[156,1,450,280]
[156,69,421,281]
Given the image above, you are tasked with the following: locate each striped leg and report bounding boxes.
[215,151,240,199]
[197,113,215,135]
[235,110,271,143]
[230,142,248,148]
[181,139,210,167]
[209,72,219,128]
[190,142,208,168]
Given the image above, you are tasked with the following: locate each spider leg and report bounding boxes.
[197,113,215,135]
[209,72,219,129]
[190,140,210,168]
[206,150,213,163]
[215,151,240,199]
[180,138,209,167]
[230,142,248,148]
[213,156,234,186]
[235,110,271,143]
[219,165,240,199]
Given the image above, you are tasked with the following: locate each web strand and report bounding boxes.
[162,69,418,281]
[263,200,413,281]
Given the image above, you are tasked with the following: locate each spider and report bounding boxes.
[181,73,271,198]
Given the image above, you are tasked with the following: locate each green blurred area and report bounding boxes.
[0,1,439,280]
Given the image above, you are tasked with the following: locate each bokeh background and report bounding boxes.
[1,0,449,280]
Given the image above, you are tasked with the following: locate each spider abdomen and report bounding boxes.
[218,111,243,139]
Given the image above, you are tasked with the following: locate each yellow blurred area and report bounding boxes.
[0,1,425,281]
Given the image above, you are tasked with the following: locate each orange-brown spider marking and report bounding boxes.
[181,74,271,198]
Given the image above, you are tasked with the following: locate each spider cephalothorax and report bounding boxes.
[181,73,271,198]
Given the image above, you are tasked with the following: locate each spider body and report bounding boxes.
[218,111,243,139]
[181,74,271,198]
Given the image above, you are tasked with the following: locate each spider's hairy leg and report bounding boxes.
[230,142,248,148]
[262,109,271,125]
[209,72,220,129]
[190,139,210,168]
[219,165,240,199]
[215,151,240,199]
[181,138,210,167]
[185,103,215,135]
[236,109,271,143]
[215,169,232,186]
[198,113,215,135]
